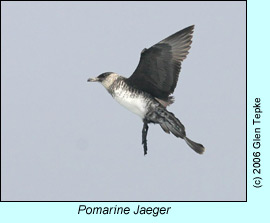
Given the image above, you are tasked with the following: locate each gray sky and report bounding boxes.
[2,2,246,201]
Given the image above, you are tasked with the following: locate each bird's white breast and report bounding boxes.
[113,87,148,119]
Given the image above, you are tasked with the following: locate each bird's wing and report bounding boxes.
[127,25,194,100]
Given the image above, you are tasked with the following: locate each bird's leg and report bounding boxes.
[142,119,149,155]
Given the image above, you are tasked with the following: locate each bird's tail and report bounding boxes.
[155,107,205,154]
[183,136,205,154]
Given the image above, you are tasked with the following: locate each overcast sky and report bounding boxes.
[2,1,246,201]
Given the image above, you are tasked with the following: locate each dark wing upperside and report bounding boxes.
[127,25,194,100]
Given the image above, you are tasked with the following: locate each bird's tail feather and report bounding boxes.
[184,136,205,154]
[155,107,205,154]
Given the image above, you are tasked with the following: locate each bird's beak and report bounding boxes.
[87,77,99,82]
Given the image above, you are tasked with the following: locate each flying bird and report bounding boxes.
[88,25,205,155]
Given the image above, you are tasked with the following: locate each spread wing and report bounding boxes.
[127,25,194,100]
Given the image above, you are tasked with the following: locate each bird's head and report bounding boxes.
[87,72,119,89]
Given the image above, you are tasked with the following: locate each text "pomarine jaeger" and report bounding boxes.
[88,25,205,155]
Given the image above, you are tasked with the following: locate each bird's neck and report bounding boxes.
[106,76,127,96]
[101,73,121,90]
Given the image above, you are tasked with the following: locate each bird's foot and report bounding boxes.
[142,120,149,155]
[142,138,148,155]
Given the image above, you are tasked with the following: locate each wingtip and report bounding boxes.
[187,25,195,33]
[185,25,195,30]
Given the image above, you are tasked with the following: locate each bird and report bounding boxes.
[87,25,205,155]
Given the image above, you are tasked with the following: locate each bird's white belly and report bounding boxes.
[113,89,147,119]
